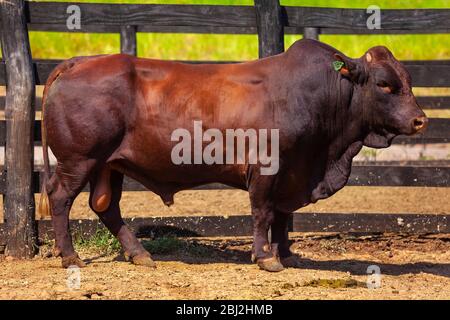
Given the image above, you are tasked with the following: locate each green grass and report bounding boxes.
[71,229,214,257]
[303,278,366,288]
[142,236,214,257]
[142,236,185,254]
[73,227,121,255]
[26,0,450,60]
[360,147,380,161]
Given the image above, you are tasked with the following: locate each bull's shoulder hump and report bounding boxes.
[287,39,341,58]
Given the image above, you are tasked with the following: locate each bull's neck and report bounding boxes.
[308,83,364,203]
[321,79,365,158]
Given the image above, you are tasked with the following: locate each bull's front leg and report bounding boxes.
[248,174,284,272]
[271,211,302,268]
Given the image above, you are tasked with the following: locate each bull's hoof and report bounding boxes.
[128,252,156,268]
[280,254,302,268]
[61,254,86,268]
[257,256,284,272]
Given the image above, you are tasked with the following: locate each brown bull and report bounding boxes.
[39,39,427,272]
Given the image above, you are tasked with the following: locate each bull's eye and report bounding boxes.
[377,81,393,94]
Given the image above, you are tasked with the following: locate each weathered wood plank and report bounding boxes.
[0,120,41,145]
[0,216,255,243]
[179,165,450,189]
[32,59,61,86]
[25,2,450,32]
[285,6,450,30]
[417,96,450,110]
[318,27,450,34]
[349,165,450,187]
[292,213,450,233]
[66,163,450,190]
[254,0,284,58]
[2,212,449,244]
[303,27,319,40]
[26,24,450,35]
[26,2,256,28]
[0,0,37,257]
[120,25,137,56]
[404,61,450,87]
[0,162,448,196]
[0,96,42,111]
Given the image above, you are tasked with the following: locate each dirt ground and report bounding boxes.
[0,233,449,300]
[1,187,450,300]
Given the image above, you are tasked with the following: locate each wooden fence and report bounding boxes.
[0,0,449,257]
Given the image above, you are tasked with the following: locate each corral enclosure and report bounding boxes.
[0,0,449,261]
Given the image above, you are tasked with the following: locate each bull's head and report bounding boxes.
[334,46,428,148]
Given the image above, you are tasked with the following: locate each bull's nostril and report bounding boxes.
[414,119,423,128]
[412,116,428,132]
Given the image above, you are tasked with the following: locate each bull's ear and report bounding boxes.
[333,53,366,84]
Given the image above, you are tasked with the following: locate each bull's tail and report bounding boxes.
[38,57,86,218]
[37,81,52,218]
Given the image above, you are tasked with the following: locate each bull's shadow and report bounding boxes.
[150,245,450,279]
[83,224,450,278]
[131,227,450,279]
[293,257,450,278]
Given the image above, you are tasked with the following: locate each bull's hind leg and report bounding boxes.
[47,159,94,268]
[89,167,155,267]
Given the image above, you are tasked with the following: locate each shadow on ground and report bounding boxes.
[82,234,450,279]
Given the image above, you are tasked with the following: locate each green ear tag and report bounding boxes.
[333,61,345,71]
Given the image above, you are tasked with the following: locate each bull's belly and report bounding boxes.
[107,132,325,211]
[107,144,248,200]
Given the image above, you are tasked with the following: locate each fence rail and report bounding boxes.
[1,212,450,245]
[25,2,450,33]
[0,0,449,256]
[0,162,447,196]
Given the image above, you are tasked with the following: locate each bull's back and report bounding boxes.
[119,57,276,186]
[134,57,274,128]
[48,53,278,135]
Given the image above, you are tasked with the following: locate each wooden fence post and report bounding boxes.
[254,0,284,58]
[120,25,137,56]
[303,27,320,40]
[0,0,37,257]
[254,0,285,243]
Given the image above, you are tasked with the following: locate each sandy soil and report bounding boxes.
[1,233,449,300]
